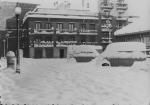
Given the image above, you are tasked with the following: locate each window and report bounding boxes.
[45,23,52,29]
[80,24,86,32]
[35,23,41,30]
[89,24,96,30]
[69,23,75,31]
[57,23,63,30]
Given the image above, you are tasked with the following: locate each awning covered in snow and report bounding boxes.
[114,18,150,36]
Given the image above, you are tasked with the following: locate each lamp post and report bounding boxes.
[6,33,9,52]
[3,39,6,58]
[15,6,22,73]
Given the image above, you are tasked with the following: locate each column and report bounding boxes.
[42,48,46,58]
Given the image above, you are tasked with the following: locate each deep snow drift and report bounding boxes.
[0,58,150,105]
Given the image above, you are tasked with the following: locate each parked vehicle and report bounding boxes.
[69,45,102,62]
[146,49,150,58]
[99,42,147,66]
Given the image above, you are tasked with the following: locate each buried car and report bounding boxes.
[68,45,102,62]
[99,42,147,67]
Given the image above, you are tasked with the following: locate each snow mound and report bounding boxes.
[102,42,147,59]
[67,45,102,58]
[0,71,18,104]
[0,58,7,70]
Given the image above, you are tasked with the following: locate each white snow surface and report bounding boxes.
[0,58,150,105]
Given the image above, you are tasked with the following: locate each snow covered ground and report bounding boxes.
[0,58,150,105]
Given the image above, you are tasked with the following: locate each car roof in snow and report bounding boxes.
[105,42,146,52]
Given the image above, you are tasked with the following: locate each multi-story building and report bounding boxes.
[98,0,128,48]
[114,17,150,49]
[21,0,129,58]
[22,7,99,58]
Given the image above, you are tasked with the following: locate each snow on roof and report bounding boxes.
[115,18,150,36]
[105,42,146,52]
[23,7,98,23]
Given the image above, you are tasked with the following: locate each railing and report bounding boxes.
[30,29,97,34]
[80,30,97,33]
[116,3,128,10]
[29,41,98,47]
[101,2,114,9]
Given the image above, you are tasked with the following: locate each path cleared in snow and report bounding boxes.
[0,58,150,105]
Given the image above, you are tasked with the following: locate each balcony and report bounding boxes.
[80,30,97,33]
[29,29,55,35]
[100,2,114,10]
[116,3,128,10]
[29,41,98,47]
[29,28,97,35]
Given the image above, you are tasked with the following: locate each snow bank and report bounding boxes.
[0,71,18,104]
[0,58,7,70]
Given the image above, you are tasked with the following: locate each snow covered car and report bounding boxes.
[100,42,147,66]
[146,49,150,58]
[68,45,102,62]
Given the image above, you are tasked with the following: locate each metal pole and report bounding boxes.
[3,40,6,58]
[109,29,111,44]
[6,37,8,52]
[16,14,20,73]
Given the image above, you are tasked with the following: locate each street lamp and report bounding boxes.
[3,39,6,58]
[15,6,22,73]
[6,33,9,52]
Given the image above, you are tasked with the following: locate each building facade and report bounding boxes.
[98,0,128,48]
[22,8,99,58]
[21,0,129,58]
[114,17,150,49]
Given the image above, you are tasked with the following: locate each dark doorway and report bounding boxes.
[34,48,42,58]
[60,49,64,58]
[46,48,53,58]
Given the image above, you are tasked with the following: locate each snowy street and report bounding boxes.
[0,58,150,105]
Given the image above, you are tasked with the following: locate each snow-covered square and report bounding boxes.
[0,57,150,105]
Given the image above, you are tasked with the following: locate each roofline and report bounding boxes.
[115,30,150,36]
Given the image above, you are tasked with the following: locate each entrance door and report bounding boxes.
[34,48,42,58]
[60,49,64,58]
[46,48,53,58]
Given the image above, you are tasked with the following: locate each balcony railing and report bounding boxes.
[116,3,128,10]
[100,2,114,9]
[29,41,98,47]
[80,30,97,33]
[29,29,97,34]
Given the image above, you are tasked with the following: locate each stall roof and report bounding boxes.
[115,18,150,36]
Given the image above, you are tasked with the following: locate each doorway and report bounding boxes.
[59,49,65,58]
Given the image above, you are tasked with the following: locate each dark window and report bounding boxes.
[35,23,41,30]
[45,23,52,29]
[80,24,86,32]
[69,23,75,31]
[89,24,96,30]
[57,23,63,30]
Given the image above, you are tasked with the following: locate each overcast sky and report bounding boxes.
[1,0,150,18]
